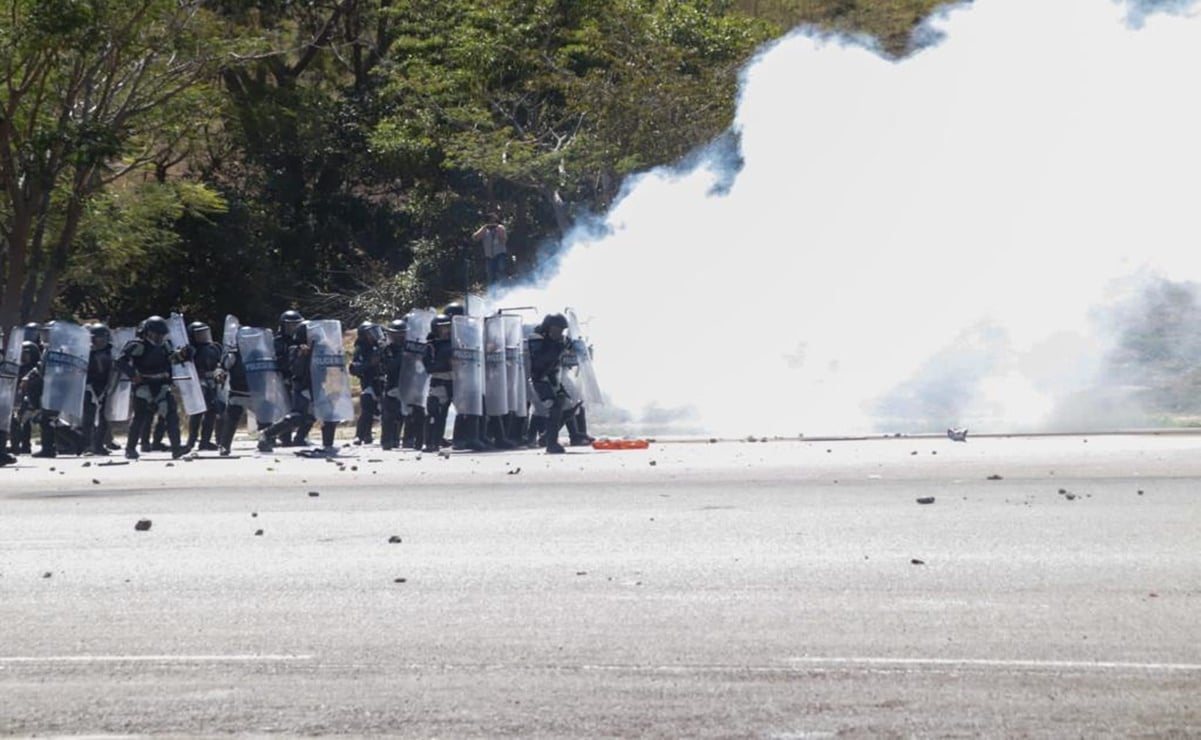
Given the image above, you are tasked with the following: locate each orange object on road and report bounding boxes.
[591,439,650,450]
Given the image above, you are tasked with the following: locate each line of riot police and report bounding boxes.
[0,302,601,465]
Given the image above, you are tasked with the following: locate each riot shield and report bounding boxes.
[451,315,484,416]
[465,293,490,317]
[0,327,21,426]
[168,313,208,416]
[238,326,289,424]
[308,319,354,422]
[104,327,137,421]
[400,309,436,408]
[483,315,509,417]
[564,308,603,406]
[223,314,240,350]
[503,315,527,415]
[40,321,90,426]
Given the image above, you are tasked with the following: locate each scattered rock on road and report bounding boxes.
[308,491,320,497]
[916,496,936,505]
[134,519,152,531]
[987,474,1003,480]
[911,558,926,565]
[388,536,402,544]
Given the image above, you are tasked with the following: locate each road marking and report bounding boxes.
[785,656,1201,672]
[0,654,313,664]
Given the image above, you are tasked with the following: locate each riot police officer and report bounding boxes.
[349,321,383,445]
[185,321,224,452]
[258,321,339,454]
[274,309,309,446]
[527,313,571,454]
[378,319,407,450]
[117,315,192,459]
[423,314,454,452]
[82,323,115,456]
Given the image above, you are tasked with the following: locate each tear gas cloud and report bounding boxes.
[498,0,1201,436]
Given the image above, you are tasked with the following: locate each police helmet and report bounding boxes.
[22,322,40,343]
[442,301,465,318]
[540,313,569,334]
[279,310,304,325]
[188,321,212,344]
[88,323,112,345]
[20,340,38,360]
[37,320,55,343]
[143,316,169,337]
[384,319,407,336]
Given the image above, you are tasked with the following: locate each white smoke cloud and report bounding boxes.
[499,0,1201,436]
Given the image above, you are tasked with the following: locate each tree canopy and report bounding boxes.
[0,0,952,328]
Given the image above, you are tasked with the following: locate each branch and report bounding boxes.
[290,0,355,78]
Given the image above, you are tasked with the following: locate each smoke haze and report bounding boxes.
[499,0,1201,436]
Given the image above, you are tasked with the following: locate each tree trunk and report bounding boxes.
[0,216,29,328]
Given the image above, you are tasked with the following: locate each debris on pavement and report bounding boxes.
[134,519,152,531]
[916,496,936,504]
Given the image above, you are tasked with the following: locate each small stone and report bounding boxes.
[916,496,936,505]
[165,462,174,467]
[911,451,918,455]
[709,438,718,443]
[911,558,925,565]
[49,467,55,471]
[81,461,92,468]
[507,467,522,475]
[1149,592,1158,598]
[576,571,588,576]
[92,479,100,485]
[254,529,264,536]
[251,512,258,517]
[42,571,52,578]
[987,474,1003,480]
[388,536,402,544]
[1137,490,1144,495]
[1064,493,1077,501]
[393,578,407,584]
[350,465,358,471]
[134,519,152,531]
[307,491,320,497]
[649,460,657,466]
[1058,488,1068,494]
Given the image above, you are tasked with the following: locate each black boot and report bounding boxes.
[544,407,565,454]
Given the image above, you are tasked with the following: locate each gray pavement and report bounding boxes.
[1,434,1200,737]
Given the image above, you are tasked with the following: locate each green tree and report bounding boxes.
[371,0,776,237]
[0,0,235,326]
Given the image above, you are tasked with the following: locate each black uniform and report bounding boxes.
[82,330,114,455]
[217,339,250,456]
[116,324,189,459]
[186,331,224,451]
[423,324,455,452]
[349,332,383,445]
[527,314,570,453]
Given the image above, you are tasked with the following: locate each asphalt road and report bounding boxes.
[1,433,1199,737]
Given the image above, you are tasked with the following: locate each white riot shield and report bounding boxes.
[238,326,289,423]
[223,314,240,350]
[503,315,527,414]
[451,315,484,416]
[400,309,435,408]
[564,308,603,406]
[168,313,208,416]
[483,315,509,417]
[465,293,490,317]
[0,327,21,426]
[40,322,90,426]
[104,327,137,421]
[308,319,354,422]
